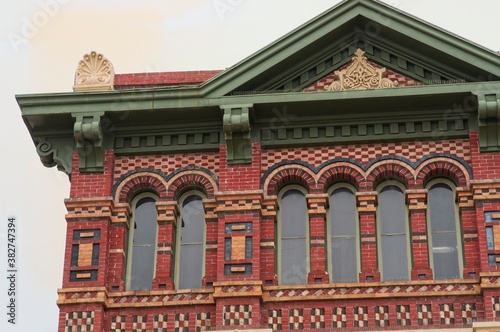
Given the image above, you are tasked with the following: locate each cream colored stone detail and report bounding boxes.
[325,49,398,91]
[73,51,114,92]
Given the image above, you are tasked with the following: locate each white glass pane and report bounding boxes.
[178,195,205,289]
[432,232,460,279]
[381,234,409,281]
[331,236,357,282]
[379,186,406,234]
[281,238,307,284]
[178,243,204,289]
[281,190,307,238]
[133,198,157,245]
[130,246,156,291]
[130,197,157,291]
[429,184,456,232]
[330,188,356,236]
[181,196,204,244]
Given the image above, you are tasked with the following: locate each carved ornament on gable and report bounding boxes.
[325,49,399,91]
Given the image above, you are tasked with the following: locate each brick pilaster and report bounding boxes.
[356,191,380,282]
[307,194,329,283]
[406,189,433,280]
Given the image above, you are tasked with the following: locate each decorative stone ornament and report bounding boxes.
[73,51,115,92]
[325,48,398,91]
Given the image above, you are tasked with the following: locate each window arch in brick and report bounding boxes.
[175,190,207,290]
[263,164,316,196]
[377,181,410,281]
[126,192,159,291]
[427,179,463,279]
[278,185,309,285]
[327,183,359,283]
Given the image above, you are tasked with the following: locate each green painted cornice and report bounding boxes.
[17,0,500,173]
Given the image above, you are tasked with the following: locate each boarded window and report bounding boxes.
[280,189,308,285]
[329,187,358,282]
[378,185,409,281]
[177,195,205,289]
[428,183,460,279]
[129,196,157,291]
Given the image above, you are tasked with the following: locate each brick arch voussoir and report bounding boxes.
[366,161,415,190]
[117,173,168,203]
[416,159,469,188]
[317,164,365,192]
[167,171,217,200]
[265,166,316,196]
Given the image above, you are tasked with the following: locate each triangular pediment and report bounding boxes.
[201,0,500,97]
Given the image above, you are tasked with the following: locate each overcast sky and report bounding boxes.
[1,1,500,331]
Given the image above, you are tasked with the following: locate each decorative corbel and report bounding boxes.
[73,112,105,172]
[221,104,253,164]
[35,137,74,175]
[477,93,500,152]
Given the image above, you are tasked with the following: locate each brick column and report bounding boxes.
[260,197,278,285]
[307,194,329,283]
[107,202,130,291]
[153,201,178,289]
[458,188,481,278]
[356,191,380,282]
[406,189,433,280]
[204,198,218,286]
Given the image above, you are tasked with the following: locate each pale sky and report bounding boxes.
[1,1,500,331]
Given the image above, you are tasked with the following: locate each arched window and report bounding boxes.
[278,186,309,285]
[328,185,359,282]
[427,180,462,279]
[175,192,206,289]
[377,182,410,281]
[126,193,158,291]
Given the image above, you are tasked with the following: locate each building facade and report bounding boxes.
[16,0,500,331]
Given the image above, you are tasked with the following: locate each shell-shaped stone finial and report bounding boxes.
[73,51,114,92]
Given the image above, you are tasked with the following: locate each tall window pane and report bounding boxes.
[329,188,358,282]
[378,185,409,281]
[129,196,157,291]
[428,183,461,279]
[178,195,205,289]
[280,189,308,285]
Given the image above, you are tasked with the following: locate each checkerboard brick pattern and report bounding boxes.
[396,305,411,326]
[493,297,500,317]
[262,139,471,172]
[111,315,126,332]
[304,60,422,92]
[65,311,94,332]
[267,310,282,330]
[310,308,325,329]
[195,312,211,332]
[418,304,433,325]
[174,313,189,332]
[461,303,478,324]
[332,307,347,328]
[223,305,252,326]
[288,308,304,330]
[354,306,368,327]
[439,304,455,325]
[375,306,389,327]
[114,152,220,181]
[133,315,147,332]
[153,314,167,332]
